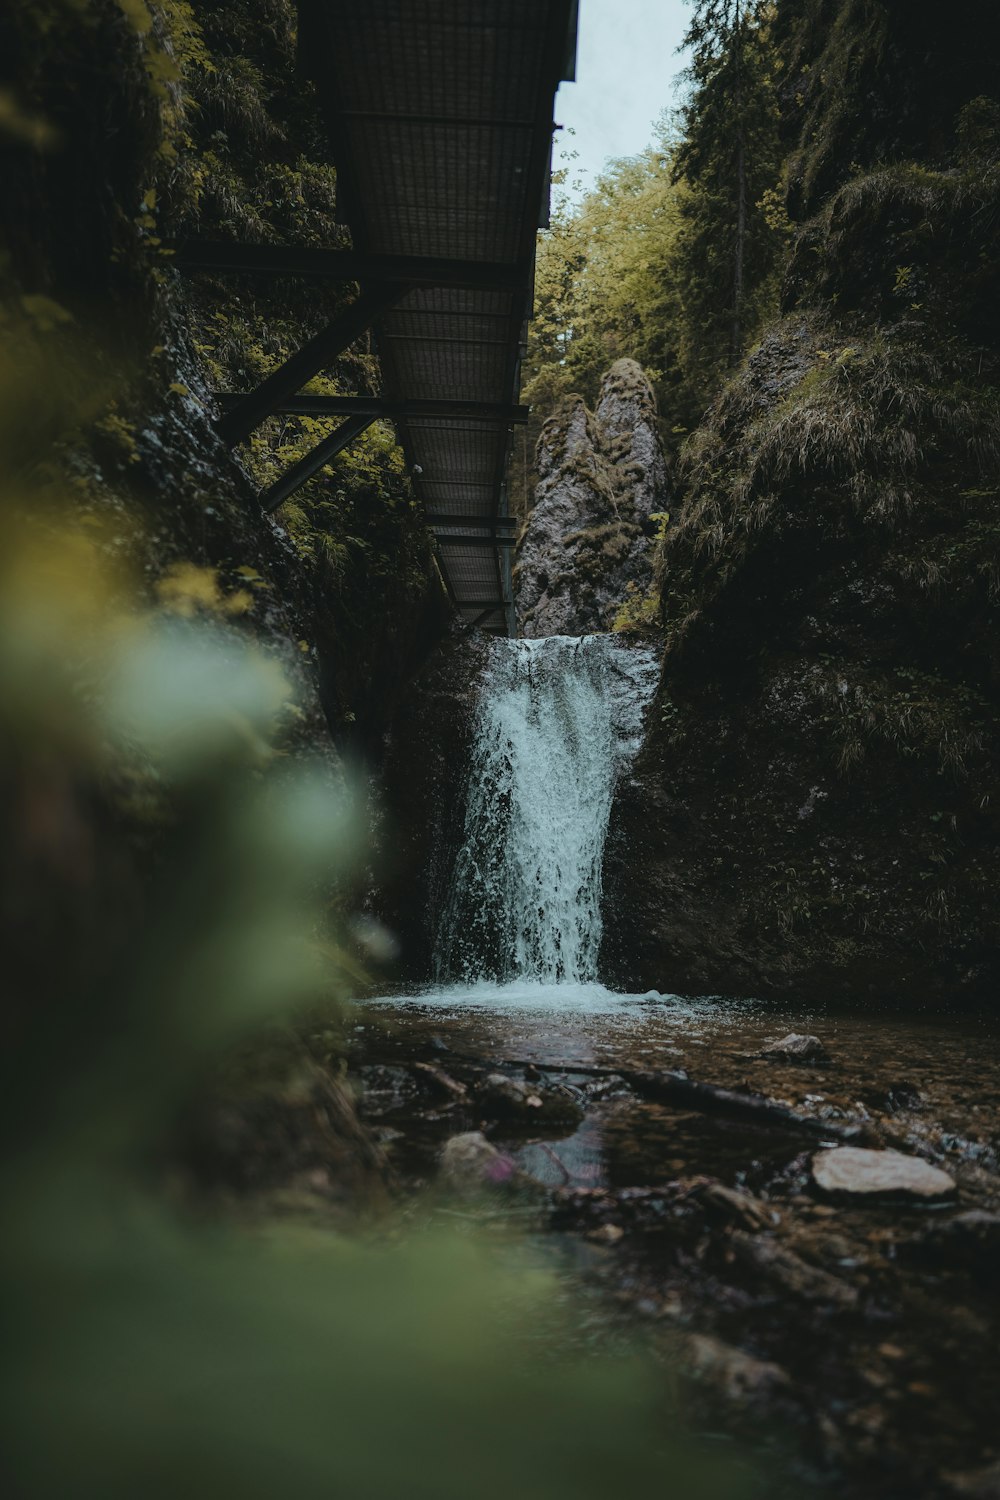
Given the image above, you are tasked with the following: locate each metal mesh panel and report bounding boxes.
[305,0,574,631]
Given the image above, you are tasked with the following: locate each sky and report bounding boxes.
[554,0,692,199]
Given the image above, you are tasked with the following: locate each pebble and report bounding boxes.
[812,1146,956,1201]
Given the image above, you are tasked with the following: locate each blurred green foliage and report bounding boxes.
[0,326,759,1499]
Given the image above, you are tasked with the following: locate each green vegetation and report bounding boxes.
[672,1,787,381]
[0,343,763,1500]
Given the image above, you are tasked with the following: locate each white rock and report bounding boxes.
[812,1147,956,1201]
[760,1032,828,1061]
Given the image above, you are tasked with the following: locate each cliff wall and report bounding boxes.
[514,359,668,637]
[604,143,1000,1004]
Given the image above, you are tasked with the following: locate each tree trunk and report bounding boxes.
[729,0,746,367]
[730,134,746,364]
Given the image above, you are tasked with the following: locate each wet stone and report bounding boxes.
[411,1061,468,1099]
[945,1459,1000,1498]
[439,1131,520,1190]
[760,1032,829,1062]
[729,1230,859,1307]
[685,1333,791,1404]
[476,1072,584,1125]
[697,1181,775,1231]
[908,1210,1000,1275]
[812,1146,956,1202]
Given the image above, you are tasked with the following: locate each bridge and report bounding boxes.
[176,1,578,636]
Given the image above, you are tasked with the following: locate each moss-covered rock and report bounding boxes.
[604,180,1000,1003]
[514,360,669,637]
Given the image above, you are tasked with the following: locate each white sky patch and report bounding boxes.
[554,0,692,197]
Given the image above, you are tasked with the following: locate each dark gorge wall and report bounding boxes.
[603,14,1000,1005]
[1,0,449,1045]
[2,0,447,761]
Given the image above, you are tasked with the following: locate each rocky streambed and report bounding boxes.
[349,992,1000,1499]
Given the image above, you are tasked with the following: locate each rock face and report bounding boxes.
[514,360,668,637]
[376,624,492,979]
[602,316,1000,1005]
[811,1147,956,1201]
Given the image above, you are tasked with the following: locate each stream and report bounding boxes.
[357,635,1000,1497]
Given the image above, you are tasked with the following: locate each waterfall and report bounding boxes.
[435,635,658,986]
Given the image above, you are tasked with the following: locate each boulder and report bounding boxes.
[811,1147,956,1202]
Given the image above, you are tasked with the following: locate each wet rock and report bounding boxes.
[476,1072,584,1125]
[729,1231,859,1307]
[411,1061,468,1100]
[866,1079,923,1113]
[356,1063,419,1118]
[945,1459,1000,1498]
[698,1181,775,1231]
[589,1222,625,1246]
[759,1033,829,1062]
[907,1210,1000,1275]
[439,1131,520,1190]
[812,1146,956,1202]
[515,360,668,637]
[686,1333,791,1403]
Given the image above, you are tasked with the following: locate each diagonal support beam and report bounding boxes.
[217,284,408,447]
[260,413,376,514]
[466,606,505,630]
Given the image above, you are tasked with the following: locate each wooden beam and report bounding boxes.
[260,414,376,514]
[169,240,531,293]
[216,285,408,447]
[213,393,529,424]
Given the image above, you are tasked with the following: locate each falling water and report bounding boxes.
[435,635,658,986]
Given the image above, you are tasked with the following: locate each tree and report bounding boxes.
[512,125,694,515]
[673,1,785,380]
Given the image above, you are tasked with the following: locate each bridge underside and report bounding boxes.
[295,0,577,634]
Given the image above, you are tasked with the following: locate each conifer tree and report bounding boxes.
[673,1,784,384]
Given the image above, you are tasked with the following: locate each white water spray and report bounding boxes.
[435,635,658,986]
